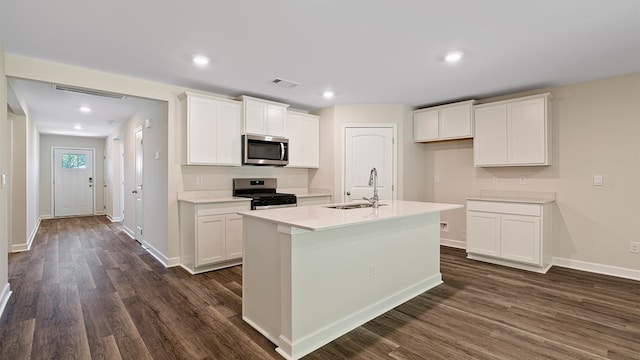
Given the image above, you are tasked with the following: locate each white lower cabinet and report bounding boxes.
[179,200,250,274]
[466,200,552,273]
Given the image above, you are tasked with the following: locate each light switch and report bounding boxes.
[1,174,5,188]
[593,175,603,186]
[155,151,160,160]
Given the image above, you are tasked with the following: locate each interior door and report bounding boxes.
[53,148,94,217]
[344,127,394,202]
[134,128,143,243]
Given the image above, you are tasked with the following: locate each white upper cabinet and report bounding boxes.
[179,92,242,166]
[285,111,320,168]
[240,95,289,137]
[413,100,475,142]
[473,93,551,167]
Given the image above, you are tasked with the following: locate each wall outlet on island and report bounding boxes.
[440,222,449,232]
[520,176,527,185]
[630,242,640,254]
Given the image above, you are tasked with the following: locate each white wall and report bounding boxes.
[39,135,105,217]
[424,73,640,272]
[8,111,26,251]
[7,88,39,252]
[0,24,12,315]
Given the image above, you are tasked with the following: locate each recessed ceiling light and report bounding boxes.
[323,90,334,99]
[192,55,210,66]
[74,125,83,130]
[79,106,92,113]
[444,51,464,63]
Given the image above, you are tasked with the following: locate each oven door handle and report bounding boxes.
[280,143,285,161]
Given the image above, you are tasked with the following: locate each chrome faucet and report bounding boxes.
[363,167,379,208]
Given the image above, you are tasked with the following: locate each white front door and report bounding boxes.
[53,148,94,217]
[134,128,143,243]
[344,127,395,202]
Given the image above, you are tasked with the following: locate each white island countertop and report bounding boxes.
[239,200,462,231]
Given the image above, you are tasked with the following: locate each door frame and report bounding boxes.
[51,146,96,217]
[340,124,398,203]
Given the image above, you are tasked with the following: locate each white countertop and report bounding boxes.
[279,188,332,198]
[466,196,555,204]
[239,200,463,231]
[177,191,251,204]
[467,189,556,204]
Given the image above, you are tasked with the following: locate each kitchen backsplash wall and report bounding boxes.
[181,165,309,192]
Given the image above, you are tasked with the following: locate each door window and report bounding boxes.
[61,153,87,169]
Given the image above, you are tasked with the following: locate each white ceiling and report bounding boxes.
[2,0,639,137]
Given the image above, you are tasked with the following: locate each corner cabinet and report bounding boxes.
[285,111,320,168]
[413,100,476,142]
[179,200,251,274]
[179,92,242,166]
[466,199,552,273]
[239,95,289,137]
[473,93,551,167]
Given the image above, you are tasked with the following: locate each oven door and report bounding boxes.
[243,134,289,166]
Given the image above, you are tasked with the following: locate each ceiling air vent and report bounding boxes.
[54,85,126,100]
[271,78,300,89]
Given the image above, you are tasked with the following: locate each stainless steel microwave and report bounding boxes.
[242,134,289,166]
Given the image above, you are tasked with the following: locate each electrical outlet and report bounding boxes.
[196,176,203,185]
[440,222,449,232]
[492,176,498,184]
[434,175,440,183]
[630,242,640,254]
[520,176,527,185]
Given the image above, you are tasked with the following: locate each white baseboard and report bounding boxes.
[0,283,12,319]
[142,240,180,268]
[95,210,105,215]
[122,226,135,239]
[440,237,466,249]
[106,214,122,223]
[553,257,640,281]
[10,216,44,253]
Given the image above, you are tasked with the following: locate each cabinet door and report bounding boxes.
[507,98,546,165]
[467,211,501,257]
[302,115,319,168]
[266,105,286,137]
[225,214,243,259]
[413,109,439,141]
[501,214,541,265]
[196,215,226,267]
[188,96,219,164]
[215,101,242,166]
[284,113,304,167]
[474,105,507,166]
[440,105,472,139]
[244,100,267,134]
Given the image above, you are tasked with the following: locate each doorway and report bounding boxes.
[343,126,396,203]
[53,147,95,217]
[134,127,144,243]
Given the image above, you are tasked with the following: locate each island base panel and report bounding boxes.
[243,212,442,360]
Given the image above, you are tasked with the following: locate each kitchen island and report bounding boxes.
[240,200,462,360]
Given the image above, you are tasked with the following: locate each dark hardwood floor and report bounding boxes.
[0,216,638,359]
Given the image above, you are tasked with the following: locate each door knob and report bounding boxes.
[346,191,351,196]
[132,190,138,194]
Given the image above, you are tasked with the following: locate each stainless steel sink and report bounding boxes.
[325,203,387,210]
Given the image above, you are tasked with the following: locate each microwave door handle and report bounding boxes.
[280,143,285,160]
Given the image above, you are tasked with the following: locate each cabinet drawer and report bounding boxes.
[467,200,541,216]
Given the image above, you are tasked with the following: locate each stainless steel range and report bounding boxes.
[233,178,297,210]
